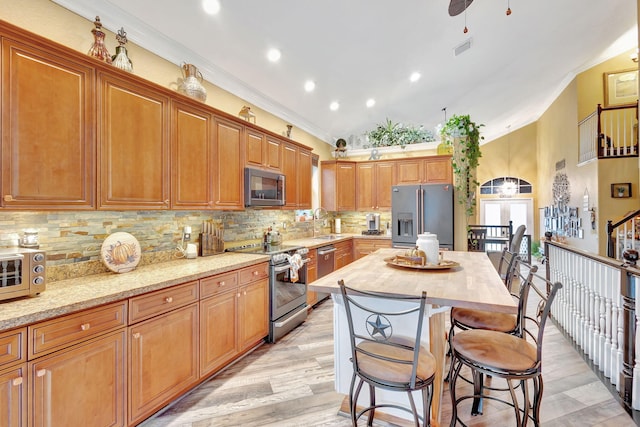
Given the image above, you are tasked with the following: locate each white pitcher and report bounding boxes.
[416,233,439,265]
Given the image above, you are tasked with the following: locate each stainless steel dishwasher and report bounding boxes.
[316,245,336,302]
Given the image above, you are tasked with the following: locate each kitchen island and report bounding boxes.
[309,247,517,426]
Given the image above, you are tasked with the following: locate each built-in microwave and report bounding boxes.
[244,167,285,207]
[0,248,46,302]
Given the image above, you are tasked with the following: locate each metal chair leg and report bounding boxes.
[471,370,484,415]
[367,383,375,426]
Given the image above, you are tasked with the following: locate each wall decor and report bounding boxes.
[604,69,639,107]
[611,182,632,198]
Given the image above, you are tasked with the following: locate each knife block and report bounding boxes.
[199,221,224,257]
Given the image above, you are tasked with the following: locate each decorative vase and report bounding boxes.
[87,16,112,64]
[437,141,453,155]
[178,63,207,102]
[416,233,439,265]
[112,46,133,72]
[111,28,132,72]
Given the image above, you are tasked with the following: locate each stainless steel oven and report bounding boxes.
[227,244,309,343]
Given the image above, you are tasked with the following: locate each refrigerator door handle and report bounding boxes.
[419,188,425,234]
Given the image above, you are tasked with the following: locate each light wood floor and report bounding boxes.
[141,298,639,427]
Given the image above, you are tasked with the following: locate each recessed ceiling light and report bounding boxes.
[202,0,221,15]
[304,80,316,92]
[267,48,281,62]
[410,72,421,83]
[329,101,340,111]
[366,98,376,108]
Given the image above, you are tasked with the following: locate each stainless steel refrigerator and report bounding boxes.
[391,184,454,249]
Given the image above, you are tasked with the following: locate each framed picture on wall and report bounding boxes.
[603,69,639,107]
[611,182,632,198]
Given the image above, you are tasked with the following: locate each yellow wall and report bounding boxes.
[0,0,333,160]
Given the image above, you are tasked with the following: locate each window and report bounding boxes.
[480,176,532,195]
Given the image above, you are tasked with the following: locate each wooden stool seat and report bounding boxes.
[358,340,437,385]
[451,329,537,373]
[450,308,517,332]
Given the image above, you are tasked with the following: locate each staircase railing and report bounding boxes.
[578,103,639,163]
[607,209,640,259]
[467,221,532,263]
[544,236,640,409]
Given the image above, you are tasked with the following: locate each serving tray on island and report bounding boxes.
[383,256,460,270]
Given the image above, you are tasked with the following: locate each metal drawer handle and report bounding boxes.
[12,377,23,386]
[81,323,90,331]
[133,332,141,339]
[253,271,259,276]
[165,297,173,303]
[36,369,46,377]
[218,281,225,286]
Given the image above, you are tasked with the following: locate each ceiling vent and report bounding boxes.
[454,38,472,56]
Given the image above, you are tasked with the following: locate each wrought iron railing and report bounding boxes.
[607,209,640,259]
[467,221,532,263]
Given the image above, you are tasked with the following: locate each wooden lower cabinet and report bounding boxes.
[306,249,318,307]
[0,363,26,427]
[353,239,392,260]
[200,289,238,376]
[29,330,126,427]
[335,240,353,270]
[128,303,198,425]
[238,278,268,350]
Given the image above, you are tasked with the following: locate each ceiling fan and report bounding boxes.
[448,0,475,16]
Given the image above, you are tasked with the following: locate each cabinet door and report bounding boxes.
[98,73,170,209]
[29,331,125,427]
[424,156,452,183]
[265,137,282,170]
[245,130,265,168]
[282,144,298,208]
[356,163,375,211]
[238,279,268,350]
[128,304,198,425]
[297,149,312,209]
[375,161,395,209]
[306,249,318,306]
[213,117,243,209]
[200,290,238,376]
[336,163,356,211]
[396,159,423,184]
[171,101,214,209]
[1,39,94,209]
[0,364,26,427]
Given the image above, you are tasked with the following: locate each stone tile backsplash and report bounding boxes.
[0,209,390,281]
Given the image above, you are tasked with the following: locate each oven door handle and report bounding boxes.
[273,258,310,273]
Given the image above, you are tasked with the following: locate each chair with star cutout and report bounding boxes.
[338,279,436,426]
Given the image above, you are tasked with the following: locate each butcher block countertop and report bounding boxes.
[309,247,517,314]
[0,252,269,331]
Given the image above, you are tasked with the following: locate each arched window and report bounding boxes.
[480,176,532,196]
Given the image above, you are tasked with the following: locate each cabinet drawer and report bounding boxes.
[29,301,127,358]
[200,271,239,298]
[129,281,199,324]
[0,327,26,368]
[239,263,269,284]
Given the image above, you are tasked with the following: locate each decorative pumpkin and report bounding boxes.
[108,241,137,265]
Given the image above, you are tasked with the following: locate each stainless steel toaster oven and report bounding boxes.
[0,248,46,301]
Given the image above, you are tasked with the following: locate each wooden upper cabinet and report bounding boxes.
[297,149,312,209]
[321,161,356,212]
[171,101,214,209]
[356,161,394,211]
[213,116,244,209]
[245,129,281,171]
[98,72,170,209]
[1,38,95,209]
[396,155,452,185]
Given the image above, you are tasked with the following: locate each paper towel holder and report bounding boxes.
[334,218,341,234]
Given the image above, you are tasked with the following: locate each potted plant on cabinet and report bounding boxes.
[440,114,484,222]
[366,118,436,149]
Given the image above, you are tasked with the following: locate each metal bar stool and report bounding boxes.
[338,280,436,426]
[448,263,563,427]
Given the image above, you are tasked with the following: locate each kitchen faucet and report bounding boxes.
[313,207,327,237]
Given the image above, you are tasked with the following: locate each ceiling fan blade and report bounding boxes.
[449,0,475,16]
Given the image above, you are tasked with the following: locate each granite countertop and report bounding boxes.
[289,233,391,249]
[0,252,269,331]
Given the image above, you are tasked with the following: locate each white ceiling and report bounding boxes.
[54,0,638,146]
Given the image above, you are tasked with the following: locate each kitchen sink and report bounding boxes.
[313,234,344,240]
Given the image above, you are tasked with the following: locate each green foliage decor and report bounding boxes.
[366,118,436,149]
[440,114,484,219]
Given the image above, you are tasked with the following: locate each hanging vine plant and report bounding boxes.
[440,114,484,220]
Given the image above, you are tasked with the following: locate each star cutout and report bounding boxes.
[366,314,391,340]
